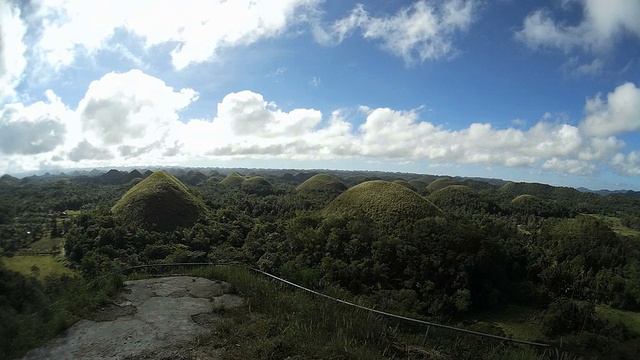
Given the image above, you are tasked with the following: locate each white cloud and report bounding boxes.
[0,94,69,155]
[313,0,477,64]
[516,0,640,52]
[0,71,639,178]
[580,82,640,136]
[32,0,318,70]
[76,69,197,148]
[611,151,640,176]
[68,139,113,162]
[561,57,604,77]
[0,1,27,102]
[543,158,596,175]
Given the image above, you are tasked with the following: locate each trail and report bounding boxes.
[22,276,243,360]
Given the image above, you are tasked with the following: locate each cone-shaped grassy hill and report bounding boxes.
[297,174,348,193]
[241,176,274,195]
[220,172,245,187]
[428,185,501,215]
[392,180,417,192]
[324,180,444,225]
[426,178,461,193]
[111,171,208,232]
[407,179,429,193]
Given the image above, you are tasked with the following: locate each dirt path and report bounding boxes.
[22,276,243,360]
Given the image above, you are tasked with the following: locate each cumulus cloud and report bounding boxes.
[77,69,197,148]
[313,0,477,64]
[580,82,640,136]
[0,93,69,155]
[611,151,640,176]
[0,1,27,102]
[0,70,639,178]
[516,0,640,52]
[68,140,113,162]
[32,0,317,70]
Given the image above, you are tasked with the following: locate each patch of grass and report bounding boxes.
[588,215,640,238]
[596,305,640,334]
[1,255,76,280]
[465,305,545,342]
[27,236,65,252]
[64,210,81,216]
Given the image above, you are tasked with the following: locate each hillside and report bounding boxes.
[111,171,208,231]
[392,179,417,192]
[426,178,461,193]
[220,172,246,187]
[296,174,348,193]
[324,180,444,226]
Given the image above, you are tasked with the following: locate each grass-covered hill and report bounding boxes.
[324,180,444,226]
[241,176,274,195]
[428,185,502,216]
[296,174,348,193]
[111,171,209,232]
[220,172,246,187]
[510,194,570,218]
[499,182,581,201]
[426,177,462,193]
[392,179,417,192]
[407,179,429,194]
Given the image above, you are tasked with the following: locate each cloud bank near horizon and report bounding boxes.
[1,69,638,177]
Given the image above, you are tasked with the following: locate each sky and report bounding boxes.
[1,0,639,190]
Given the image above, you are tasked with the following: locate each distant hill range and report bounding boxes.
[1,167,639,200]
[576,187,640,199]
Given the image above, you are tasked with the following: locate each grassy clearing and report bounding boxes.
[1,255,76,280]
[588,214,640,238]
[27,236,65,252]
[596,305,640,334]
[470,305,545,341]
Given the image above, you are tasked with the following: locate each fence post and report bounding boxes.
[422,325,431,346]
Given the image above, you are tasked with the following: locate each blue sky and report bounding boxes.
[1,0,639,190]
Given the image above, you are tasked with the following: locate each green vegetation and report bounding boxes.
[407,179,429,194]
[588,214,640,238]
[0,263,123,359]
[129,265,545,360]
[324,180,444,226]
[241,176,274,195]
[296,173,348,193]
[426,177,461,193]
[220,172,246,187]
[392,179,417,191]
[1,256,75,280]
[111,171,209,232]
[2,167,640,359]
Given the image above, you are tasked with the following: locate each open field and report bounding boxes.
[597,305,640,334]
[1,255,76,279]
[27,236,65,252]
[587,214,640,238]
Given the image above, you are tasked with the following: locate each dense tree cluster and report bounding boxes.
[2,169,640,358]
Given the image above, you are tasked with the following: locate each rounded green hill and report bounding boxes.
[426,178,461,193]
[241,176,274,195]
[220,172,245,187]
[111,171,208,232]
[297,174,348,193]
[392,180,417,192]
[407,179,429,193]
[324,180,444,225]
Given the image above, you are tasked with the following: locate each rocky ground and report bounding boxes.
[22,276,244,360]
